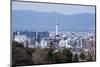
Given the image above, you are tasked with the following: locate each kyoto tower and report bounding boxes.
[56,18,59,36]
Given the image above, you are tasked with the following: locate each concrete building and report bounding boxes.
[40,38,48,48]
[14,31,28,47]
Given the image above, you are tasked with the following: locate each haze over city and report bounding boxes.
[12,1,95,32]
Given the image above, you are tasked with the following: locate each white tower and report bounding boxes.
[17,31,20,36]
[56,18,59,35]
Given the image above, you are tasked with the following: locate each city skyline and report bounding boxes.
[12,1,96,66]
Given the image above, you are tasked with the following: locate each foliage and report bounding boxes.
[46,42,55,63]
[12,41,95,65]
[12,41,24,48]
[12,41,33,66]
[62,48,73,63]
[53,51,63,63]
[25,48,36,57]
[86,52,93,61]
[72,53,79,62]
[79,52,86,60]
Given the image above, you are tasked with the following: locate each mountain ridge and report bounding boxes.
[12,10,95,32]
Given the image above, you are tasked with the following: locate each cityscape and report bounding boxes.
[12,1,96,66]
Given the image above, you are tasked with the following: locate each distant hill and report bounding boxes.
[12,10,95,32]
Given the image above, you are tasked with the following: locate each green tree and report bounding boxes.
[79,52,86,60]
[45,42,55,63]
[12,41,33,66]
[25,48,36,57]
[53,51,63,63]
[86,52,93,61]
[72,53,79,62]
[62,48,73,63]
[46,50,54,62]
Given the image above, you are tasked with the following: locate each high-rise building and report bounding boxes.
[40,38,48,48]
[14,31,28,47]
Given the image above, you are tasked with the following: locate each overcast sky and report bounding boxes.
[12,1,95,15]
[12,1,95,32]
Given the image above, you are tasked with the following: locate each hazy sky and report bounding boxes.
[12,1,95,15]
[12,1,95,32]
